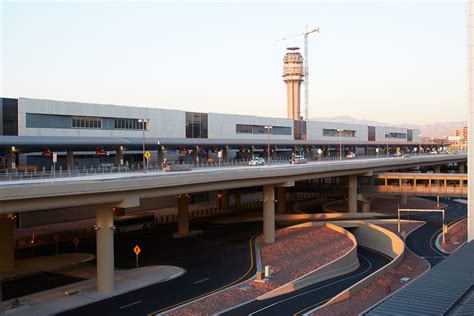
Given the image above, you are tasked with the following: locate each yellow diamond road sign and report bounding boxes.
[144,151,151,160]
[134,245,141,256]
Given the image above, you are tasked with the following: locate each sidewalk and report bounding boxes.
[4,265,185,316]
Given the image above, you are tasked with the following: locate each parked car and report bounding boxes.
[290,155,308,165]
[248,157,265,166]
[394,152,402,157]
[346,152,356,159]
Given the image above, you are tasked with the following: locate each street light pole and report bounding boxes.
[337,128,344,160]
[138,119,148,173]
[264,125,272,164]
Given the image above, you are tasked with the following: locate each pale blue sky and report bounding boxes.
[1,1,467,124]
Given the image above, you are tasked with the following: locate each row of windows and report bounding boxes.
[72,117,102,129]
[236,124,292,136]
[114,119,147,130]
[385,132,407,139]
[323,129,356,137]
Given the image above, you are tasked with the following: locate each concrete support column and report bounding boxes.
[157,146,165,165]
[66,151,75,170]
[96,205,115,292]
[0,214,15,272]
[7,150,16,172]
[234,193,241,209]
[400,195,408,205]
[222,146,228,162]
[263,185,275,243]
[114,147,122,168]
[362,201,371,213]
[193,147,199,164]
[221,190,230,211]
[177,194,189,235]
[276,187,286,214]
[348,175,358,213]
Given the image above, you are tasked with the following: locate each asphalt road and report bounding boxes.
[402,198,466,266]
[59,218,274,316]
[222,246,391,316]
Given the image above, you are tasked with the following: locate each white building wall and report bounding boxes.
[18,98,185,138]
[306,121,368,142]
[208,113,293,140]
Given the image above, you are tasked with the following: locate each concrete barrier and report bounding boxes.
[257,222,359,300]
[307,221,405,312]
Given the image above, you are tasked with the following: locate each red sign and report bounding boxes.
[42,151,52,157]
[96,151,108,156]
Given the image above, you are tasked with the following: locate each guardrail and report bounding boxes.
[0,153,454,182]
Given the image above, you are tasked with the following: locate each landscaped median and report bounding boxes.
[163,223,357,315]
[307,220,428,316]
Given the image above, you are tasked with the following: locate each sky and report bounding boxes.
[0,1,468,125]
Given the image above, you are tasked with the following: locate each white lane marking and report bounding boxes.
[193,277,210,284]
[120,300,142,309]
[248,254,373,315]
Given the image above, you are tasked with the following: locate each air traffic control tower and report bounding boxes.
[283,47,304,120]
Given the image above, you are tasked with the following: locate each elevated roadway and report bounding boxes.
[361,172,468,198]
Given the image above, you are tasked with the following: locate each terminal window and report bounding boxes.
[323,129,356,137]
[186,112,208,138]
[385,132,407,139]
[114,118,147,130]
[72,116,102,129]
[236,124,291,135]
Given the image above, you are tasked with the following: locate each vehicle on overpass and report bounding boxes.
[113,212,155,234]
[248,157,265,166]
[290,155,308,164]
[346,152,356,159]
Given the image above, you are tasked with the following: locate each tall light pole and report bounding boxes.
[384,132,390,157]
[138,118,149,173]
[337,128,344,160]
[264,125,273,164]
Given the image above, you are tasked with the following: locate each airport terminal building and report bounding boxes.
[1,97,424,171]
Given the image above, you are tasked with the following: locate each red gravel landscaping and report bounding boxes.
[311,222,429,316]
[440,218,467,253]
[165,225,353,315]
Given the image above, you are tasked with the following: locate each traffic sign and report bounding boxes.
[134,245,141,255]
[144,151,151,160]
[54,234,60,241]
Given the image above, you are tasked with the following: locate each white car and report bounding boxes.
[290,155,308,165]
[248,157,265,166]
[394,152,402,157]
[346,153,356,159]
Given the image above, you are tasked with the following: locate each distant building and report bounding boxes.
[451,126,468,146]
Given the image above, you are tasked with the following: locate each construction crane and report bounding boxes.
[280,26,320,121]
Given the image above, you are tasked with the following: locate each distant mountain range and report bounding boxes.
[310,116,466,138]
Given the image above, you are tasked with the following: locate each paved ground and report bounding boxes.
[222,246,390,316]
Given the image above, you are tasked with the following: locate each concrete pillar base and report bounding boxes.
[348,175,358,213]
[173,230,202,239]
[263,185,275,243]
[96,205,115,293]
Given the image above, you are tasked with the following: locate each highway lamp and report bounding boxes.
[337,128,344,160]
[384,132,390,157]
[264,125,273,164]
[138,119,149,173]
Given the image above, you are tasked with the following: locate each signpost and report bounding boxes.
[134,245,141,269]
[144,151,151,172]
